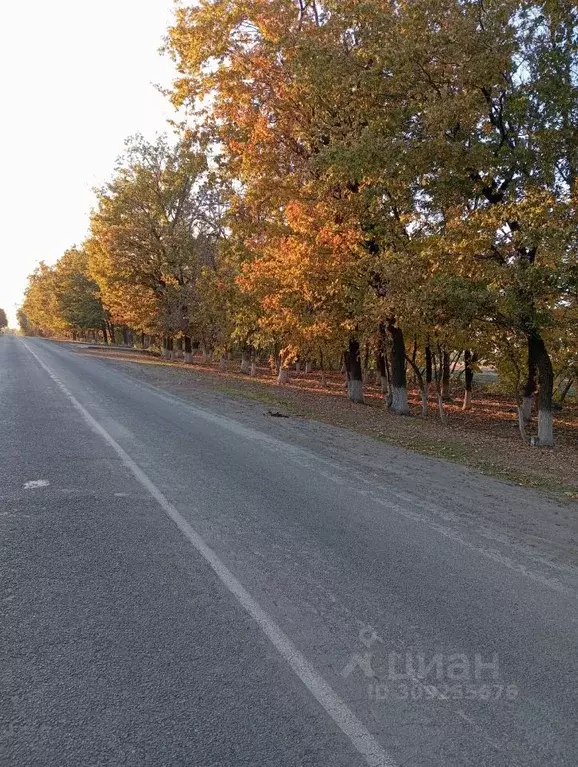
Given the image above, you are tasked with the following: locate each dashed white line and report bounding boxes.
[23,479,50,489]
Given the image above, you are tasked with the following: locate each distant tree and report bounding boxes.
[88,133,226,354]
[0,308,7,331]
[16,308,31,335]
[21,249,107,340]
[22,262,68,336]
[53,247,107,337]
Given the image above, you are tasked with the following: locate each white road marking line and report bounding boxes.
[22,340,396,767]
[23,479,50,489]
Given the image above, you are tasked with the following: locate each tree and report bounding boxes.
[16,308,31,335]
[21,249,107,340]
[22,262,68,336]
[297,0,577,441]
[53,247,107,339]
[167,0,396,404]
[0,308,7,331]
[88,133,226,354]
[20,0,575,449]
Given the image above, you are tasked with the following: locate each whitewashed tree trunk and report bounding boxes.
[380,376,388,396]
[278,367,290,384]
[517,406,529,444]
[250,361,257,377]
[537,408,554,446]
[348,378,364,404]
[201,349,209,364]
[219,356,227,371]
[390,386,409,415]
[437,394,448,425]
[295,360,301,373]
[184,352,194,364]
[522,395,534,424]
[240,354,251,374]
[462,389,473,410]
[305,361,313,374]
[420,388,428,417]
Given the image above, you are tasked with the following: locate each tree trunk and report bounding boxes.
[305,360,313,374]
[532,332,554,446]
[558,377,574,407]
[362,342,371,384]
[522,336,538,423]
[319,349,328,388]
[522,396,534,424]
[101,324,108,345]
[387,320,409,414]
[219,355,227,371]
[425,343,432,383]
[437,394,448,425]
[378,324,393,405]
[184,335,193,363]
[250,361,258,376]
[240,352,251,374]
[277,351,290,384]
[442,351,452,401]
[431,344,448,424]
[344,338,364,403]
[463,349,474,410]
[420,388,429,417]
[407,356,427,418]
[377,349,388,398]
[168,337,176,360]
[517,406,529,444]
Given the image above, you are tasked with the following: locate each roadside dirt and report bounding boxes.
[79,347,578,502]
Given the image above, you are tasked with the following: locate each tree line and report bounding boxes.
[20,0,577,446]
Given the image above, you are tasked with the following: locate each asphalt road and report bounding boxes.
[1,335,577,766]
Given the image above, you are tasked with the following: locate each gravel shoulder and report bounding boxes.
[75,346,578,577]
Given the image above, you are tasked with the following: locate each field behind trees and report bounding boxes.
[20,0,577,454]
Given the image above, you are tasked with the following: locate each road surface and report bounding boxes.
[1,335,577,766]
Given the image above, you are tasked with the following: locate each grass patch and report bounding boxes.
[214,383,301,413]
[216,383,578,500]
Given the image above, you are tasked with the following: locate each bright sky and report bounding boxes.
[0,0,177,326]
